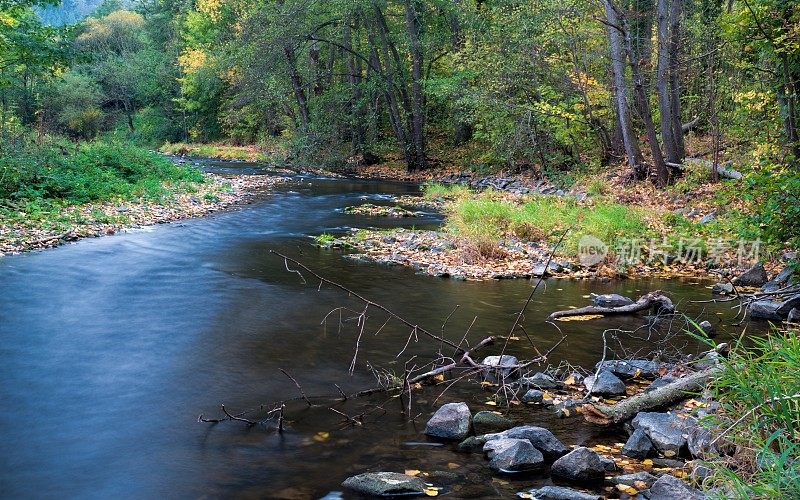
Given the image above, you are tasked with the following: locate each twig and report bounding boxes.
[280,368,313,407]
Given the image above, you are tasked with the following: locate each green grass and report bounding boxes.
[160,142,270,162]
[315,233,336,245]
[422,182,472,200]
[702,330,800,498]
[439,187,651,258]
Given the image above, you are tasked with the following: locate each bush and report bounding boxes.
[0,136,204,204]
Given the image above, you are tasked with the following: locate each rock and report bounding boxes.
[645,375,676,393]
[611,471,658,488]
[776,294,800,316]
[651,457,687,468]
[788,307,800,324]
[553,398,582,418]
[600,456,616,472]
[341,472,427,496]
[563,371,584,385]
[483,438,545,472]
[521,486,601,500]
[783,251,798,262]
[698,213,716,224]
[748,300,783,320]
[632,412,689,456]
[711,282,734,295]
[622,428,654,459]
[484,425,569,460]
[595,359,660,379]
[425,402,472,440]
[687,424,713,459]
[550,446,606,482]
[472,411,514,434]
[698,320,717,337]
[458,435,487,452]
[733,262,769,287]
[693,350,723,370]
[592,293,634,308]
[519,372,561,389]
[532,262,562,277]
[481,355,519,381]
[584,370,627,396]
[649,474,706,500]
[522,389,544,403]
[762,267,794,292]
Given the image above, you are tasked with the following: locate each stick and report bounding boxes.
[548,291,675,321]
[279,368,313,407]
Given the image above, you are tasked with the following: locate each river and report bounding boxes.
[0,160,742,498]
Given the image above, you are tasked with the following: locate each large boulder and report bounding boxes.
[595,359,660,379]
[733,263,769,287]
[622,428,654,459]
[519,372,561,389]
[521,486,601,500]
[592,293,634,308]
[649,474,706,500]
[472,411,513,435]
[481,355,519,381]
[632,412,689,456]
[550,446,606,482]
[749,300,783,321]
[341,472,427,496]
[584,370,627,396]
[484,425,568,460]
[483,438,545,472]
[425,402,472,440]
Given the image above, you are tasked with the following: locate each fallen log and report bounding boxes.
[582,364,723,425]
[665,158,742,180]
[548,291,674,321]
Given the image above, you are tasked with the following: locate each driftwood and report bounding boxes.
[583,364,723,425]
[666,158,742,180]
[548,291,675,321]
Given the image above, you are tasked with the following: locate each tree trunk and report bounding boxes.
[667,0,685,160]
[344,15,366,155]
[604,1,644,177]
[656,0,678,163]
[283,45,310,132]
[403,0,426,171]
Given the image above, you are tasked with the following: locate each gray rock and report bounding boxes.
[584,370,627,396]
[458,435,486,452]
[733,262,769,287]
[622,428,654,459]
[749,300,783,320]
[483,438,544,472]
[341,472,427,496]
[611,471,658,488]
[762,267,794,292]
[632,412,689,456]
[553,398,582,418]
[783,251,797,262]
[596,359,660,379]
[532,262,562,277]
[776,294,800,316]
[651,457,687,468]
[649,474,706,500]
[425,402,472,440]
[698,213,716,224]
[645,375,676,393]
[550,446,606,482]
[592,293,634,308]
[484,425,569,460]
[687,424,713,459]
[698,320,716,337]
[711,282,734,295]
[522,389,544,403]
[522,486,601,500]
[481,355,519,381]
[600,456,616,471]
[519,372,562,389]
[473,410,514,435]
[788,307,800,324]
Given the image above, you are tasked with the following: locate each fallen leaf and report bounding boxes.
[447,462,460,469]
[555,314,605,322]
[312,431,330,442]
[424,487,439,497]
[405,469,421,477]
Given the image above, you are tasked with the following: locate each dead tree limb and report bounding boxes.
[583,365,722,425]
[548,291,675,321]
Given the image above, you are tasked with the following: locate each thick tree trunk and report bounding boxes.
[403,0,426,171]
[283,45,310,131]
[604,0,644,177]
[656,0,678,163]
[668,0,685,160]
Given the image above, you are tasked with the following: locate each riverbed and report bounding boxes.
[0,160,748,498]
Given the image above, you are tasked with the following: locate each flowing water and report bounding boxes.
[0,160,746,499]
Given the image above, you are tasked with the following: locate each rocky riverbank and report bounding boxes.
[0,172,287,256]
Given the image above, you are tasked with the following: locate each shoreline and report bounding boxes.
[0,172,287,256]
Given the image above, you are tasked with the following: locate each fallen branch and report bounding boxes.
[666,158,742,180]
[548,291,675,321]
[583,365,722,425]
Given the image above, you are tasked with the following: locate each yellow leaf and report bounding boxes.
[555,314,605,322]
[433,374,445,382]
[447,462,460,469]
[485,400,498,406]
[424,487,439,497]
[616,484,639,495]
[312,431,330,442]
[663,450,677,457]
[642,459,653,466]
[405,469,421,477]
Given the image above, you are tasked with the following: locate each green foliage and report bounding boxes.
[0,136,204,204]
[422,183,471,200]
[745,167,800,249]
[705,330,800,498]
[314,233,335,245]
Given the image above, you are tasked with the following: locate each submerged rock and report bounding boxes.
[584,370,626,396]
[484,425,568,460]
[622,428,654,459]
[592,293,634,308]
[698,320,717,337]
[483,438,545,472]
[472,411,514,434]
[550,446,605,482]
[610,471,658,488]
[481,355,519,381]
[341,472,427,496]
[632,412,689,456]
[649,473,706,499]
[595,359,660,379]
[425,402,472,440]
[519,372,561,389]
[733,262,768,287]
[521,486,601,500]
[457,435,487,452]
